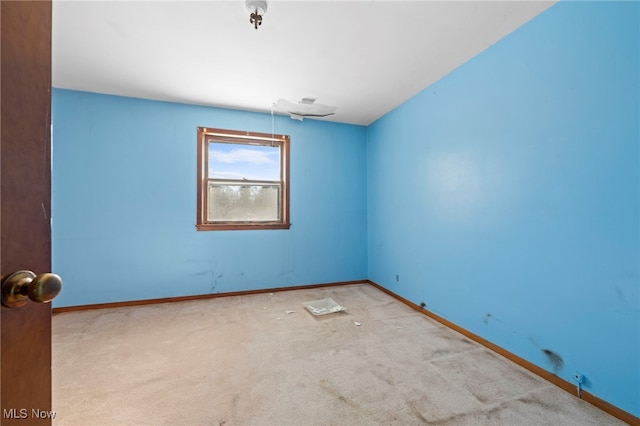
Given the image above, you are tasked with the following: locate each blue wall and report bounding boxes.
[367,1,639,416]
[53,0,638,417]
[52,90,368,306]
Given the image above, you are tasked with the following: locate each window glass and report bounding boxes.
[209,143,280,181]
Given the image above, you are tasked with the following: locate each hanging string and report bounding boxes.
[271,103,276,146]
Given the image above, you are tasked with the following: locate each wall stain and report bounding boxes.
[542,349,564,374]
[483,313,506,326]
[210,273,223,293]
[615,285,627,304]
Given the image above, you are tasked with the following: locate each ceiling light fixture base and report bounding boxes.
[246,0,268,30]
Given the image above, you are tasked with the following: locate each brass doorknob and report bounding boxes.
[1,271,62,308]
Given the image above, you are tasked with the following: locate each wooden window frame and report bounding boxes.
[196,127,290,231]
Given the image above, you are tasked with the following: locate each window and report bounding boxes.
[196,127,290,231]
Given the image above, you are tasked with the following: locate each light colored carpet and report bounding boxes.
[52,283,624,425]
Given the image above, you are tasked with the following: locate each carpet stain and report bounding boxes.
[472,392,491,404]
[406,400,429,424]
[229,393,240,420]
[421,402,506,424]
[517,394,557,411]
[370,367,395,386]
[431,348,451,359]
[319,379,359,409]
[423,411,467,425]
[484,405,504,417]
[475,405,507,424]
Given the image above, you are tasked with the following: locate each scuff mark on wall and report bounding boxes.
[613,272,638,308]
[483,313,505,327]
[615,286,626,304]
[210,273,223,293]
[542,349,564,374]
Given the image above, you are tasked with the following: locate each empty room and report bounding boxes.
[1,0,638,425]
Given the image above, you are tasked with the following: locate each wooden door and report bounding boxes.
[1,1,54,425]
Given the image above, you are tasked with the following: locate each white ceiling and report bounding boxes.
[52,1,555,126]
